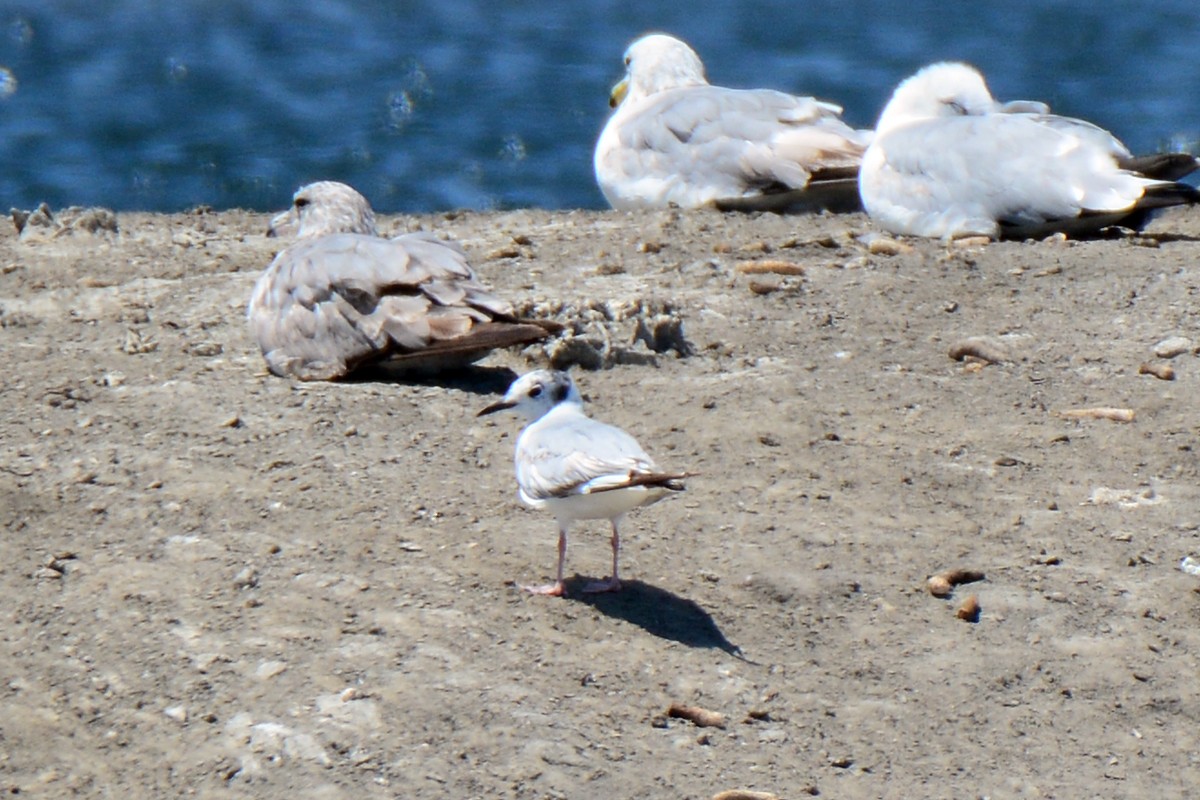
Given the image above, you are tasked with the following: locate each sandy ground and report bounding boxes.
[2,201,1200,799]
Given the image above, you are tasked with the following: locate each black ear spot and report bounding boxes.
[551,381,569,403]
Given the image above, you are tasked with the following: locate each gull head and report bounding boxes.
[611,33,708,108]
[478,369,581,422]
[266,181,379,239]
[875,62,997,135]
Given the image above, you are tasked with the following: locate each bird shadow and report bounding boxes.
[564,577,750,661]
[343,363,518,396]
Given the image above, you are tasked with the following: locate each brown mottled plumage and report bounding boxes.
[248,182,552,380]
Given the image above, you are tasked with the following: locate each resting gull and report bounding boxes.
[478,369,689,597]
[594,33,871,213]
[859,62,1200,240]
[248,181,552,380]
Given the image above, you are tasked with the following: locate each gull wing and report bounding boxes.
[597,85,869,210]
[515,414,666,502]
[863,113,1171,238]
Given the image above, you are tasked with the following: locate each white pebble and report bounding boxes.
[1153,336,1192,359]
[255,660,288,680]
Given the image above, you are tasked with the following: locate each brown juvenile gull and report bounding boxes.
[859,62,1200,240]
[248,181,552,380]
[594,32,871,213]
[478,369,689,596]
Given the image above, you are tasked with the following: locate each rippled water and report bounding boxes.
[0,1,1196,212]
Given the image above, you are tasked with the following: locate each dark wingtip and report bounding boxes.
[1120,152,1200,182]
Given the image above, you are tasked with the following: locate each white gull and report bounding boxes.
[478,369,689,596]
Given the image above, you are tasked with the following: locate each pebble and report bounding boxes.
[866,236,914,256]
[189,341,223,357]
[232,566,259,589]
[1153,336,1192,359]
[164,705,188,723]
[255,660,288,680]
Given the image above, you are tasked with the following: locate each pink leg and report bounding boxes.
[522,526,566,596]
[583,519,623,593]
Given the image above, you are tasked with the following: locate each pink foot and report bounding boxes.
[582,576,622,594]
[521,581,565,597]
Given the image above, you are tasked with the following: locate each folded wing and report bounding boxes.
[516,416,673,502]
[248,232,548,380]
[597,86,869,211]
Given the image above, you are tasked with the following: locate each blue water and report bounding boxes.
[0,1,1196,213]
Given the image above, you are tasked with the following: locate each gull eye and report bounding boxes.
[294,197,310,209]
[943,98,967,115]
[528,385,543,398]
[624,55,631,67]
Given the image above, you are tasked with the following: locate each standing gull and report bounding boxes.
[478,370,689,597]
[594,33,871,213]
[248,181,552,380]
[859,62,1200,240]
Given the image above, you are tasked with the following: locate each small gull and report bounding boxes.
[859,62,1200,240]
[247,181,552,380]
[594,32,871,213]
[478,369,689,596]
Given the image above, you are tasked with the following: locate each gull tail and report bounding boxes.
[587,471,696,494]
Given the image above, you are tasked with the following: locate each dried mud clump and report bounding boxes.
[517,296,695,370]
[11,203,120,240]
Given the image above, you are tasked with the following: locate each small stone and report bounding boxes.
[122,328,158,355]
[232,566,259,590]
[1138,362,1175,381]
[255,660,288,680]
[164,705,188,723]
[189,341,223,357]
[867,237,914,256]
[1153,336,1192,359]
[927,575,952,597]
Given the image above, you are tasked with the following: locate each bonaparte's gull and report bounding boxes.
[478,369,689,596]
[859,62,1199,240]
[595,33,870,213]
[248,181,551,380]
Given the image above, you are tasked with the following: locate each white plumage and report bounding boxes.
[478,370,688,596]
[594,33,870,213]
[859,62,1199,240]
